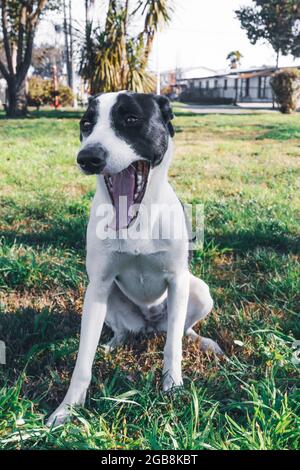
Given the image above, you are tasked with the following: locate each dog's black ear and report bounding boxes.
[88,92,103,105]
[154,95,175,137]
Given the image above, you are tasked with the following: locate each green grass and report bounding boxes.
[0,106,299,450]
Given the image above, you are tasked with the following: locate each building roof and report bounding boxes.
[177,65,300,82]
[179,66,218,79]
[160,65,218,79]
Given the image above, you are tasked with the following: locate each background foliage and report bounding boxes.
[235,0,300,66]
[27,76,74,109]
[271,68,300,113]
[80,0,172,93]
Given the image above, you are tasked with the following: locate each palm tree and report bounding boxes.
[227,50,243,69]
[80,0,172,94]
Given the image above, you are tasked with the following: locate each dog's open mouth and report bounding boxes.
[104,160,150,230]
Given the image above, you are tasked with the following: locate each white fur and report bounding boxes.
[47,92,222,427]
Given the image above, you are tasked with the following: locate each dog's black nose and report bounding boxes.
[77,145,107,173]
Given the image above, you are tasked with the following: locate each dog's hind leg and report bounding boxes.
[102,283,146,352]
[185,274,223,355]
[186,327,223,355]
[101,332,126,354]
[155,274,223,355]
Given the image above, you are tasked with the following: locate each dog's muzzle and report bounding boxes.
[77,144,107,174]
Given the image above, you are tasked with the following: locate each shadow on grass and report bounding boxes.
[0,304,143,408]
[2,218,299,256]
[0,308,80,378]
[175,111,276,118]
[256,124,300,140]
[0,196,91,249]
[30,109,84,120]
[174,111,202,118]
[1,196,299,254]
[0,108,84,120]
[209,229,300,254]
[0,219,86,250]
[0,306,88,409]
[2,307,78,349]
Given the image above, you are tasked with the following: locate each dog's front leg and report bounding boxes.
[47,281,112,426]
[163,270,190,391]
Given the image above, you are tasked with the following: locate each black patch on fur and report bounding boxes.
[111,93,174,167]
[79,96,99,141]
[153,95,175,138]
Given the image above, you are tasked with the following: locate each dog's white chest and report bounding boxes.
[115,250,170,306]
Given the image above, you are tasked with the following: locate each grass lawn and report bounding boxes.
[0,106,299,450]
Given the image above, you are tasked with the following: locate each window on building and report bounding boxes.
[214,79,218,88]
[263,77,267,98]
[199,81,202,88]
[258,76,262,98]
[224,79,228,90]
[245,78,250,96]
[206,80,209,89]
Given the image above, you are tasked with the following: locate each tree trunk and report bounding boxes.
[276,50,280,69]
[6,79,28,117]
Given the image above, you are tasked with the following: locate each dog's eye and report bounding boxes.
[125,115,138,125]
[82,121,92,131]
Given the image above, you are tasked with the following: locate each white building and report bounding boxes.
[177,66,300,103]
[160,66,218,96]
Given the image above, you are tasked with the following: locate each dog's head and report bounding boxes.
[77,91,174,228]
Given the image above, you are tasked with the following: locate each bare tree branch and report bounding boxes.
[30,0,49,28]
[16,30,34,87]
[16,2,28,71]
[1,0,14,76]
[17,0,49,86]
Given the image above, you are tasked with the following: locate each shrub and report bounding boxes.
[57,84,74,107]
[27,77,52,110]
[271,68,300,114]
[27,77,74,109]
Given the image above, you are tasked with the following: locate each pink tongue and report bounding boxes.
[110,166,136,230]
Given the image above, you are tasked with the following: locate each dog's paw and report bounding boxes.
[200,337,224,356]
[162,373,183,393]
[100,343,115,355]
[100,335,124,355]
[46,404,71,428]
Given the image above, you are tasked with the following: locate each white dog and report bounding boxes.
[47,91,223,426]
